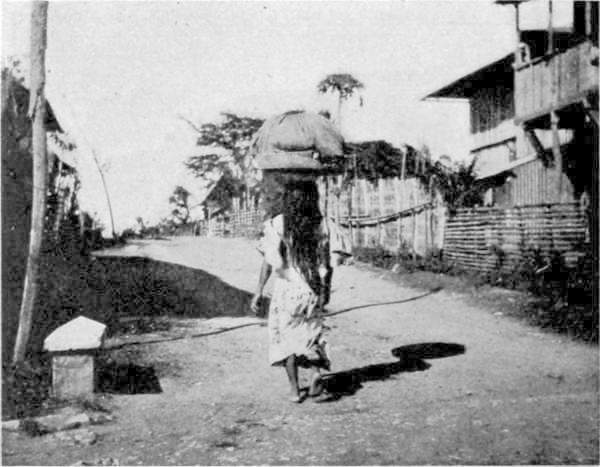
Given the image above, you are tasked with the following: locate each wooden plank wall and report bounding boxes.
[509,158,575,206]
[444,203,588,272]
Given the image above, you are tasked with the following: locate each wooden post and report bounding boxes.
[351,153,358,246]
[550,111,563,202]
[547,0,554,56]
[335,175,341,224]
[428,177,435,253]
[13,1,49,364]
[585,1,592,37]
[362,179,371,246]
[400,148,406,181]
[394,177,402,251]
[525,127,549,164]
[411,182,417,261]
[400,150,407,251]
[347,176,354,247]
[378,179,385,247]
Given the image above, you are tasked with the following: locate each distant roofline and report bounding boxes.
[494,0,530,5]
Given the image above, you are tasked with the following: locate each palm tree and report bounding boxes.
[317,73,364,133]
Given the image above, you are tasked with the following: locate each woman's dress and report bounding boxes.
[258,214,330,367]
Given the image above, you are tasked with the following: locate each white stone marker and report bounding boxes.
[43,316,106,400]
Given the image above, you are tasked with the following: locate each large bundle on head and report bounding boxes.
[250,110,344,171]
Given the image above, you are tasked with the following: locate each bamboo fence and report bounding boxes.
[193,207,263,238]
[193,182,589,277]
[444,203,589,272]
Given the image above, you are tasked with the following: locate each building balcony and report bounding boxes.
[514,40,598,127]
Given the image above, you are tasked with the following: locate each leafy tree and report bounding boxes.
[182,113,264,212]
[420,156,484,213]
[317,73,364,132]
[336,141,423,184]
[335,140,483,212]
[49,131,76,151]
[168,185,191,225]
[344,140,404,183]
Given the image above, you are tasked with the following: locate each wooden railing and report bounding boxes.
[514,40,598,124]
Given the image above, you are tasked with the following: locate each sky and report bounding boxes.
[2,0,572,233]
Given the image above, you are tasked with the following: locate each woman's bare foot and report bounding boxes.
[289,387,304,403]
[308,372,323,397]
[285,355,302,402]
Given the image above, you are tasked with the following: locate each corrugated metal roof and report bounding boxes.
[476,155,537,180]
[423,52,515,100]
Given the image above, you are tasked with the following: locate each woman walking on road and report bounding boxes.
[250,172,332,403]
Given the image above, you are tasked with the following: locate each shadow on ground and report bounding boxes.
[96,360,162,394]
[3,252,257,417]
[51,255,258,338]
[319,342,465,402]
[391,342,466,360]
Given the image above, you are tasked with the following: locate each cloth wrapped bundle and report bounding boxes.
[251,110,344,171]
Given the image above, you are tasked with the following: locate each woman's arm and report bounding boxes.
[250,259,272,314]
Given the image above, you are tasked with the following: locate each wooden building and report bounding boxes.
[425,0,598,209]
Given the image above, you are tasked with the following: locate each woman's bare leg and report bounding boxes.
[285,355,301,401]
[308,366,323,396]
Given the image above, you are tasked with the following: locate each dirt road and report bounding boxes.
[3,237,598,465]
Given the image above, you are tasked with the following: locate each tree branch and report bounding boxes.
[177,114,203,134]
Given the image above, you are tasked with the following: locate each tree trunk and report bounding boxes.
[13,1,49,364]
[550,111,563,202]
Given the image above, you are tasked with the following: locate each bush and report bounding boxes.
[2,359,52,420]
[352,245,454,275]
[352,244,597,343]
[522,249,597,343]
